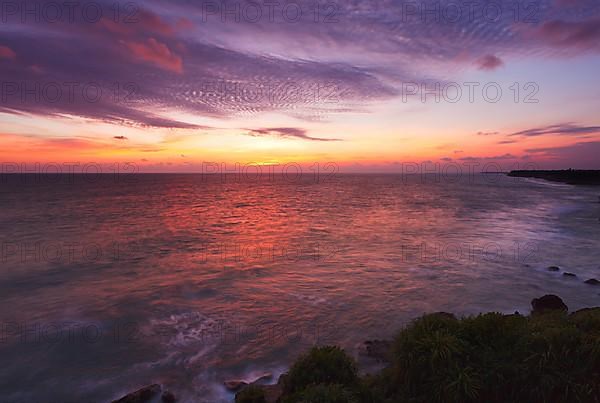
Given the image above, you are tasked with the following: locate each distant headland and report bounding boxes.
[507,169,600,185]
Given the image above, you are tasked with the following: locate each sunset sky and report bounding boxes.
[1,0,600,172]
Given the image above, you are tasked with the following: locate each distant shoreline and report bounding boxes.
[507,170,600,186]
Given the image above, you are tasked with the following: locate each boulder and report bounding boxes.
[112,384,161,403]
[224,380,249,392]
[585,279,600,285]
[531,295,568,315]
[260,383,283,403]
[161,391,176,403]
[225,372,273,392]
[251,372,273,385]
[547,266,560,272]
[563,272,577,277]
[235,373,285,403]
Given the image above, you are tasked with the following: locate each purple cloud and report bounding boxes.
[535,18,600,49]
[245,127,341,142]
[476,55,504,71]
[524,141,600,168]
[459,154,519,161]
[509,123,600,137]
[2,0,600,131]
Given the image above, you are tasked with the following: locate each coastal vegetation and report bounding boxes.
[236,295,600,403]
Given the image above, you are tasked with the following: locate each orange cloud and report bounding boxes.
[0,45,16,61]
[0,134,101,162]
[123,38,183,73]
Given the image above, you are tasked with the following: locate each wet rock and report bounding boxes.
[563,272,577,277]
[260,383,283,403]
[235,373,285,403]
[161,391,176,403]
[112,384,161,403]
[251,372,273,385]
[547,266,560,272]
[585,279,600,285]
[225,372,274,392]
[364,340,392,363]
[531,295,568,315]
[235,386,265,403]
[263,373,286,403]
[224,380,249,392]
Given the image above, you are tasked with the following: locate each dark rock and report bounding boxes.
[251,372,273,385]
[112,384,161,403]
[531,295,568,315]
[276,373,288,388]
[224,380,249,392]
[259,384,282,403]
[235,374,285,403]
[161,391,176,403]
[225,372,273,393]
[235,385,266,403]
[263,373,287,403]
[364,340,392,363]
[547,266,560,271]
[585,279,600,285]
[563,272,577,277]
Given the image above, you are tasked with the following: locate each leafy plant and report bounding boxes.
[284,346,358,394]
[272,307,600,403]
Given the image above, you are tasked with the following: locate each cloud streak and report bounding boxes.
[509,123,600,137]
[244,127,342,142]
[2,0,598,131]
[524,141,600,168]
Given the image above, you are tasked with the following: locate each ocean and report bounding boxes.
[1,173,599,402]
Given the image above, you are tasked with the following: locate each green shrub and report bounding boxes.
[235,385,266,403]
[382,310,600,402]
[277,309,600,403]
[284,346,358,394]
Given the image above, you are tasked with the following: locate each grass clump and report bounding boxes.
[379,310,600,402]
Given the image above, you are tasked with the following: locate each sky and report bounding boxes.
[1,0,600,172]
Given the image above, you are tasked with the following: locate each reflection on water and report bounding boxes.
[1,174,599,402]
